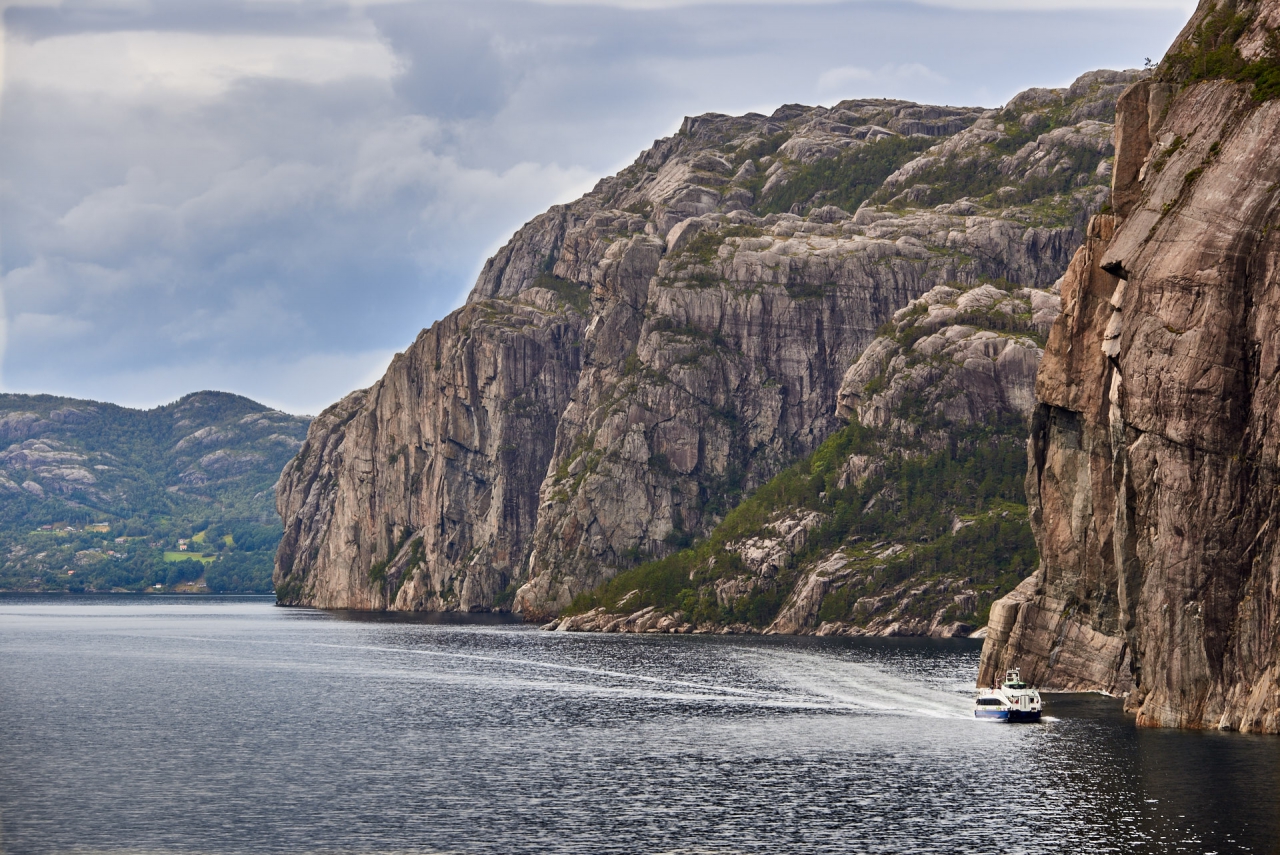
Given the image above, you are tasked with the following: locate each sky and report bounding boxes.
[0,0,1194,416]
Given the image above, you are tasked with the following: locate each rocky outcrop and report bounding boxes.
[760,283,1055,637]
[837,283,1053,432]
[277,73,1140,618]
[547,280,1059,636]
[978,0,1280,731]
[275,294,586,609]
[544,607,702,634]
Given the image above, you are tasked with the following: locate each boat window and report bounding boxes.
[976,698,1003,706]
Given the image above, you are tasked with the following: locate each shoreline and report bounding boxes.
[543,605,989,638]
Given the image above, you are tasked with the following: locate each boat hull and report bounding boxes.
[974,709,1041,722]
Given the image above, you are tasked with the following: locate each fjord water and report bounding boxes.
[2,596,1277,854]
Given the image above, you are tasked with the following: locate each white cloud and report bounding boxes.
[343,115,595,221]
[5,30,404,98]
[917,0,1193,8]
[818,65,874,86]
[245,0,1191,6]
[524,0,838,6]
[9,311,92,343]
[0,284,7,387]
[0,81,594,404]
[524,0,1192,8]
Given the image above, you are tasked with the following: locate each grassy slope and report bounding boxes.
[567,423,1034,630]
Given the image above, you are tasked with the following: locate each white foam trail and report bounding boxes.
[311,639,794,700]
[124,628,980,717]
[141,632,801,705]
[744,649,975,718]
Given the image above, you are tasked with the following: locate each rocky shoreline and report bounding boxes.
[543,604,982,638]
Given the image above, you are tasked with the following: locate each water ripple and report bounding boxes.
[1,594,1277,854]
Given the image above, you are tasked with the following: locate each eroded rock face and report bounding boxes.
[764,283,1054,638]
[274,297,586,609]
[979,0,1280,731]
[837,283,1051,432]
[976,216,1135,695]
[541,280,1059,637]
[277,73,1137,618]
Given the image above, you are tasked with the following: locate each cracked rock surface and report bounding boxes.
[545,279,1057,637]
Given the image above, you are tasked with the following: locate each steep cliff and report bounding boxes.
[277,72,1140,616]
[550,280,1056,636]
[276,295,585,609]
[979,0,1280,731]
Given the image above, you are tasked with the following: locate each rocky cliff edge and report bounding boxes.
[979,0,1280,731]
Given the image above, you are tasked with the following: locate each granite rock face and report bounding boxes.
[979,0,1280,731]
[277,73,1139,617]
[543,279,1058,637]
[761,282,1054,638]
[976,216,1135,695]
[275,295,586,609]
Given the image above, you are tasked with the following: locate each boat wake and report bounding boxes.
[163,625,982,720]
[743,649,975,719]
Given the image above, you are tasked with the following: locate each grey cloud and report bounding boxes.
[0,70,586,412]
[375,5,518,120]
[4,0,364,40]
[1,0,1188,414]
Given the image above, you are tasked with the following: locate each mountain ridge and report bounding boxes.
[274,68,1142,620]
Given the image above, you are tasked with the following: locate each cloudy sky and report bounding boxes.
[1,0,1192,415]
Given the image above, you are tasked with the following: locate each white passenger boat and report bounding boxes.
[974,667,1042,722]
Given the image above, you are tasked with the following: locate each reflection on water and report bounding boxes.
[1,594,1277,854]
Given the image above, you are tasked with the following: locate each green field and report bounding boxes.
[163,551,215,564]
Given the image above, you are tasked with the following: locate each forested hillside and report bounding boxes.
[0,391,309,593]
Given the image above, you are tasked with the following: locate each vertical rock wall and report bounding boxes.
[978,215,1134,696]
[275,295,586,610]
[981,0,1280,730]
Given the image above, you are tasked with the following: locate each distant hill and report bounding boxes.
[0,391,310,593]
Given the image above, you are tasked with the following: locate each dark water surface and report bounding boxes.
[2,594,1278,854]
